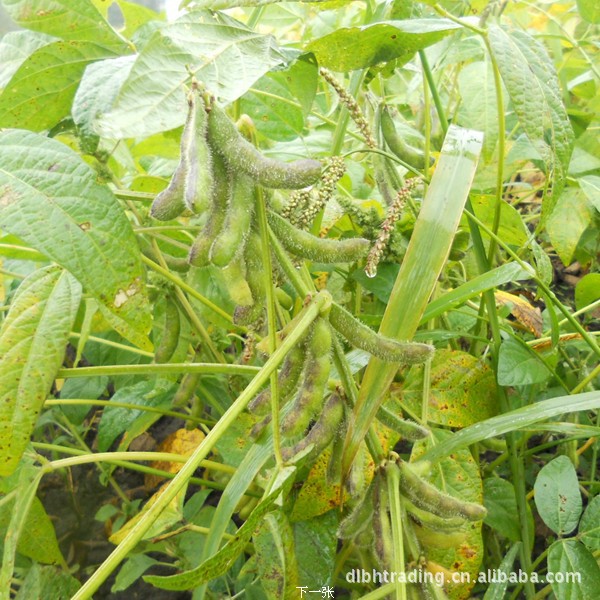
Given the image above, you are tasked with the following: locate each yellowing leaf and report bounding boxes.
[495,290,543,336]
[145,428,206,489]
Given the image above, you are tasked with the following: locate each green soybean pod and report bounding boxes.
[404,499,469,533]
[172,372,201,408]
[247,346,305,416]
[268,211,370,263]
[154,295,180,364]
[281,391,343,462]
[380,106,433,170]
[150,91,197,221]
[188,150,231,267]
[209,173,256,268]
[221,256,254,307]
[234,231,265,326]
[397,459,487,521]
[376,405,430,440]
[329,302,434,364]
[207,100,323,189]
[184,91,214,214]
[337,477,375,540]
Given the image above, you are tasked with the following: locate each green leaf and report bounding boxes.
[306,18,461,72]
[471,194,530,246]
[534,456,582,536]
[547,540,600,598]
[0,129,152,349]
[0,266,81,476]
[96,12,287,139]
[400,349,499,427]
[420,390,600,464]
[0,41,119,131]
[421,261,534,324]
[14,564,80,600]
[240,57,318,142]
[579,495,600,552]
[254,513,298,599]
[0,488,64,566]
[579,175,600,211]
[118,0,162,39]
[577,0,600,23]
[546,188,595,265]
[487,25,574,218]
[457,59,499,162]
[97,380,174,452]
[0,30,55,88]
[482,543,521,600]
[144,467,296,591]
[111,554,158,594]
[72,56,135,139]
[483,478,533,544]
[351,262,399,304]
[497,338,550,386]
[0,0,127,49]
[294,511,338,590]
[575,273,600,312]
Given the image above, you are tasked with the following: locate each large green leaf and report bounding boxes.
[72,56,136,139]
[487,25,574,218]
[547,540,600,598]
[0,463,65,566]
[497,338,551,386]
[0,0,127,49]
[577,0,600,23]
[0,41,119,131]
[306,18,461,72]
[399,349,498,427]
[579,495,600,552]
[456,58,499,162]
[546,188,595,265]
[96,12,288,139]
[0,266,82,476]
[15,564,80,600]
[0,30,55,88]
[534,456,582,536]
[0,129,152,348]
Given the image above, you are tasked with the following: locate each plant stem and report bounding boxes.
[57,363,259,378]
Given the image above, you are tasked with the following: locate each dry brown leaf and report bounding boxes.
[495,290,543,337]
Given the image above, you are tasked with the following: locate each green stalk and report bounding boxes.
[386,461,407,600]
[44,398,213,426]
[256,185,284,467]
[341,125,483,476]
[419,50,449,134]
[72,292,329,600]
[56,362,259,378]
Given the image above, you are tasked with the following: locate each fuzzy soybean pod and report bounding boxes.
[150,92,196,221]
[280,318,332,438]
[281,391,344,461]
[329,302,434,364]
[397,459,487,521]
[376,405,430,441]
[234,231,266,326]
[220,256,253,307]
[184,91,214,214]
[207,100,322,189]
[380,106,433,170]
[247,346,305,416]
[154,295,180,364]
[209,173,256,268]
[172,372,201,408]
[188,151,231,267]
[268,211,370,263]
